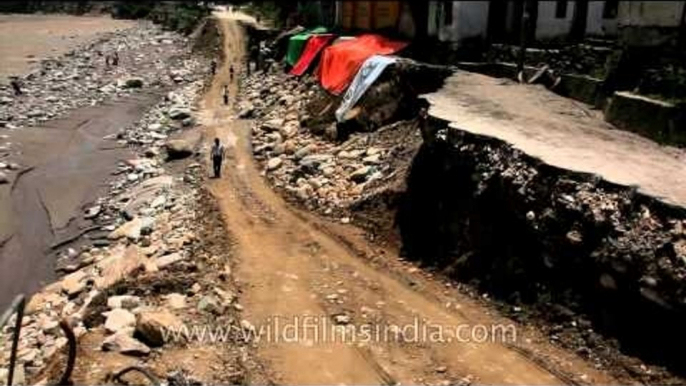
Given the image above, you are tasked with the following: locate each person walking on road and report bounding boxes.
[211,138,225,178]
[210,59,217,76]
[229,64,235,82]
[222,84,229,106]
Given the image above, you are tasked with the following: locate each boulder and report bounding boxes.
[197,295,223,315]
[95,246,146,290]
[124,78,144,89]
[294,144,316,160]
[61,269,88,297]
[84,205,101,219]
[135,309,184,347]
[165,139,194,160]
[280,121,299,138]
[350,166,371,183]
[156,252,185,269]
[107,295,141,310]
[168,107,191,120]
[108,217,154,241]
[266,157,283,171]
[102,330,150,357]
[0,171,8,184]
[237,103,255,118]
[166,293,187,310]
[261,119,284,132]
[104,308,136,333]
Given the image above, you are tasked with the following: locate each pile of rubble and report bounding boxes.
[237,70,423,219]
[0,26,220,384]
[0,21,204,130]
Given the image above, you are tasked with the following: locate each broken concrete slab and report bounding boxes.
[423,71,686,209]
[605,91,686,146]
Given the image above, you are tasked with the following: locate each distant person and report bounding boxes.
[222,84,229,105]
[211,59,217,76]
[9,77,22,96]
[229,64,235,81]
[211,138,225,178]
[112,51,119,66]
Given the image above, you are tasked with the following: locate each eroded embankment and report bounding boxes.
[357,116,686,384]
[236,20,686,381]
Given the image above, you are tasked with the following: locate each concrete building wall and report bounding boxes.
[586,1,618,36]
[617,1,685,27]
[428,1,490,43]
[535,1,576,39]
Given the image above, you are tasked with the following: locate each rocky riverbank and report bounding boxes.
[0,18,254,385]
[0,21,199,131]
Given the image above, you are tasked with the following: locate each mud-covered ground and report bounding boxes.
[0,14,134,81]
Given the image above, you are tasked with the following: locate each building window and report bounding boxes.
[555,0,568,18]
[603,0,619,19]
[443,1,453,25]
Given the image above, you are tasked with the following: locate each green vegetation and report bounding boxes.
[110,1,210,35]
[0,0,92,15]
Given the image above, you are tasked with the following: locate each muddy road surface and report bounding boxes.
[199,12,619,385]
[0,92,158,309]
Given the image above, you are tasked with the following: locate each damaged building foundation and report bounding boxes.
[242,28,686,380]
[390,119,686,381]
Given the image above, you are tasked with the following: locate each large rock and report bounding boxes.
[104,308,136,333]
[124,78,144,89]
[166,293,187,310]
[266,157,283,171]
[155,252,185,270]
[168,107,191,120]
[299,154,333,170]
[107,295,141,310]
[350,166,371,183]
[237,103,255,118]
[197,295,223,315]
[261,119,284,132]
[294,144,316,160]
[165,139,194,160]
[102,330,150,357]
[135,309,183,347]
[95,246,146,290]
[280,121,299,138]
[61,269,88,297]
[108,217,154,241]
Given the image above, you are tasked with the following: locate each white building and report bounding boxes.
[427,1,622,45]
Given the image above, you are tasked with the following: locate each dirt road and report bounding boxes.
[201,13,618,385]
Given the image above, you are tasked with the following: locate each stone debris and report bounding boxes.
[135,309,183,347]
[237,70,419,219]
[0,23,203,131]
[104,308,136,333]
[0,19,212,380]
[102,329,150,357]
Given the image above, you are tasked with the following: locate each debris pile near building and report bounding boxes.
[237,68,421,220]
